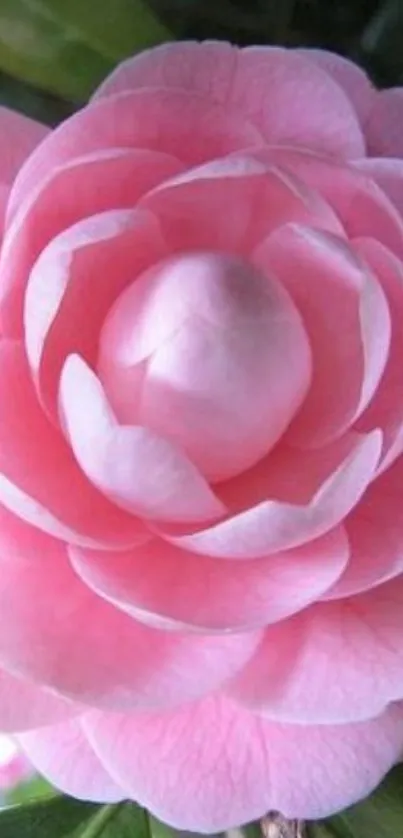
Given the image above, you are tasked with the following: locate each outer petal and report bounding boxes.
[18,719,124,802]
[94,42,365,157]
[69,527,348,633]
[254,224,391,447]
[0,106,48,187]
[0,523,261,709]
[0,341,146,548]
[325,456,403,599]
[262,147,403,261]
[230,576,403,723]
[60,355,225,524]
[7,89,261,224]
[354,158,403,216]
[353,238,403,471]
[296,49,374,126]
[1,147,182,338]
[366,88,403,157]
[83,697,403,831]
[25,208,167,416]
[163,431,382,557]
[0,667,77,733]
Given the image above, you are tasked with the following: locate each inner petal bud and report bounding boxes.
[98,252,311,482]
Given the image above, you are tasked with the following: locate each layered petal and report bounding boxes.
[70,527,348,633]
[60,355,225,523]
[0,667,77,733]
[83,698,403,831]
[0,341,147,548]
[366,88,403,157]
[0,525,262,709]
[353,238,403,470]
[254,225,391,447]
[325,456,403,599]
[230,576,403,723]
[7,88,262,224]
[262,147,403,261]
[25,208,167,415]
[162,431,382,557]
[1,147,182,337]
[94,42,365,157]
[139,155,344,255]
[19,719,124,802]
[296,49,374,127]
[0,106,48,187]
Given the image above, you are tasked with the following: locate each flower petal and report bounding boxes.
[18,719,124,802]
[163,431,382,557]
[254,224,391,447]
[7,89,261,224]
[60,355,225,524]
[366,88,403,157]
[25,208,167,416]
[70,527,348,633]
[94,42,365,157]
[0,341,146,548]
[0,529,262,709]
[296,49,374,126]
[325,455,403,599]
[230,576,403,723]
[139,155,344,255]
[83,697,403,830]
[0,667,77,733]
[1,147,182,338]
[0,106,48,187]
[353,238,403,471]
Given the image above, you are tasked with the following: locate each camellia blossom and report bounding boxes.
[0,40,402,832]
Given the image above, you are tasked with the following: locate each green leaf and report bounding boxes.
[310,765,403,838]
[0,796,151,838]
[0,0,169,101]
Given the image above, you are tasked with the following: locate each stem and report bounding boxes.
[80,802,127,838]
[226,816,305,838]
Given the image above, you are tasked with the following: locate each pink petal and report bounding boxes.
[262,147,403,261]
[19,719,124,802]
[1,147,182,338]
[366,88,403,157]
[230,576,403,723]
[25,208,167,417]
[139,154,344,255]
[353,238,403,471]
[0,106,48,187]
[69,527,348,633]
[94,42,365,157]
[99,252,311,482]
[0,667,77,733]
[354,157,403,216]
[0,533,262,709]
[162,431,382,557]
[0,341,147,548]
[254,224,391,447]
[324,455,403,599]
[296,49,374,126]
[60,355,225,523]
[83,697,403,829]
[7,88,261,224]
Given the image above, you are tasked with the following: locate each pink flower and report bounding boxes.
[0,41,403,831]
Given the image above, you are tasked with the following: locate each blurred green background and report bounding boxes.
[0,0,402,126]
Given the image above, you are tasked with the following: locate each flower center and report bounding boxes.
[98,252,311,482]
